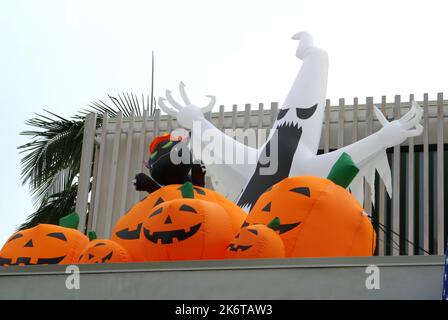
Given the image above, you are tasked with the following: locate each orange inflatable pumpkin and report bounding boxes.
[0,224,89,266]
[112,182,246,261]
[77,239,131,264]
[246,176,376,258]
[137,183,240,261]
[226,219,285,259]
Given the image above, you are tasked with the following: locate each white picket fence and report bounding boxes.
[76,93,447,256]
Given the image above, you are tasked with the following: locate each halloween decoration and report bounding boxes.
[138,182,238,261]
[326,152,359,188]
[112,182,246,261]
[159,32,423,211]
[59,211,80,229]
[133,133,206,194]
[0,224,89,266]
[246,176,376,258]
[226,218,285,259]
[77,239,131,264]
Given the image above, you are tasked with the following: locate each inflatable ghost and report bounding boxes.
[158,32,424,211]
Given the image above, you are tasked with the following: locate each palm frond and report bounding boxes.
[18,182,78,230]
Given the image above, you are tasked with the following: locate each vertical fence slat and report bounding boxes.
[75,112,97,233]
[218,105,225,130]
[103,112,123,238]
[423,93,430,255]
[364,97,374,216]
[232,104,238,130]
[436,92,445,254]
[352,97,358,143]
[378,96,387,256]
[87,144,100,231]
[324,99,331,153]
[120,111,135,215]
[392,95,401,255]
[244,103,251,130]
[257,103,264,148]
[270,102,278,127]
[92,113,109,232]
[134,110,149,204]
[338,98,345,148]
[407,94,415,255]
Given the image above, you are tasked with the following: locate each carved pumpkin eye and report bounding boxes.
[7,233,23,242]
[289,187,311,197]
[154,197,164,207]
[296,104,318,119]
[179,204,197,213]
[46,232,67,242]
[262,202,271,212]
[149,207,163,218]
[94,242,106,247]
[247,229,258,236]
[193,187,206,196]
[277,109,288,120]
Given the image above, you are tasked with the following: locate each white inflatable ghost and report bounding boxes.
[159,32,424,211]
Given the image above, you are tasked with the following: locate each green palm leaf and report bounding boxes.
[18,93,157,231]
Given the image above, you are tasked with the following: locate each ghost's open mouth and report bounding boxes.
[237,122,303,210]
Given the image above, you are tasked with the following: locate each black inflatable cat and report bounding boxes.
[133,133,206,193]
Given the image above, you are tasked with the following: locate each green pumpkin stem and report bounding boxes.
[326,152,359,188]
[58,211,80,229]
[180,181,195,199]
[88,231,97,241]
[267,217,281,231]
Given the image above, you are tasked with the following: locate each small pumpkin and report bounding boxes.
[77,239,131,264]
[246,176,376,258]
[137,183,238,261]
[0,224,89,266]
[226,218,285,259]
[112,182,246,261]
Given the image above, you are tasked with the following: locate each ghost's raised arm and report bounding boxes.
[158,83,258,198]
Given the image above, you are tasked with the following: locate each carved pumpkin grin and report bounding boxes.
[143,222,202,244]
[227,243,252,252]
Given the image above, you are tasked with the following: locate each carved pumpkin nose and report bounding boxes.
[164,215,173,224]
[24,239,34,248]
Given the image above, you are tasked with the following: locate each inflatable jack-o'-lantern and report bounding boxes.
[137,183,238,261]
[246,176,376,258]
[0,224,89,266]
[112,182,246,261]
[226,218,285,259]
[77,239,131,264]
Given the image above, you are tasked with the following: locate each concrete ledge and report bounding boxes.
[0,256,445,299]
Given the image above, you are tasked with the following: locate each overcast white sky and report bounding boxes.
[0,0,447,245]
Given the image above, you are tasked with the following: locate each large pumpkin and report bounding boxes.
[246,176,376,258]
[112,182,246,261]
[226,220,285,259]
[77,239,131,264]
[0,224,89,266]
[137,183,239,261]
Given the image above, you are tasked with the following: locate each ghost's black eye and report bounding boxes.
[277,109,289,120]
[296,104,318,119]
